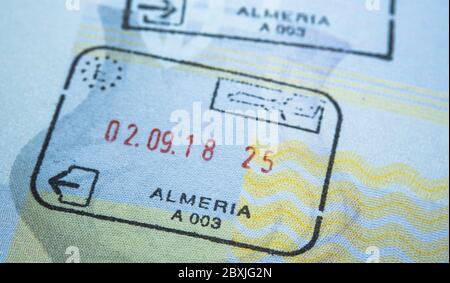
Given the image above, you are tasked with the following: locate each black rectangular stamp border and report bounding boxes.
[122,0,396,61]
[30,46,343,257]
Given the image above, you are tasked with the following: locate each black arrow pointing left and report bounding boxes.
[48,165,99,207]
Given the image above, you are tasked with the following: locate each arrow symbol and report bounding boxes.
[49,177,80,194]
[138,0,177,19]
[48,165,99,207]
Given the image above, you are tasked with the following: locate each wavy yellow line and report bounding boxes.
[326,220,449,260]
[238,197,316,236]
[231,228,449,262]
[232,242,403,263]
[233,232,448,262]
[238,194,448,238]
[239,170,449,261]
[254,140,449,200]
[243,169,322,204]
[244,171,448,231]
[232,242,408,263]
[334,152,449,199]
[328,181,448,227]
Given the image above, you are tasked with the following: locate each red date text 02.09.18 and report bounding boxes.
[103,119,273,173]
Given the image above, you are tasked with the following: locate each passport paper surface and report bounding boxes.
[0,0,448,263]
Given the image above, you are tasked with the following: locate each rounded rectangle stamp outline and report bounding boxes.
[122,0,396,61]
[30,46,343,256]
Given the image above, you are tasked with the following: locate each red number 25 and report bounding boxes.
[241,146,273,174]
